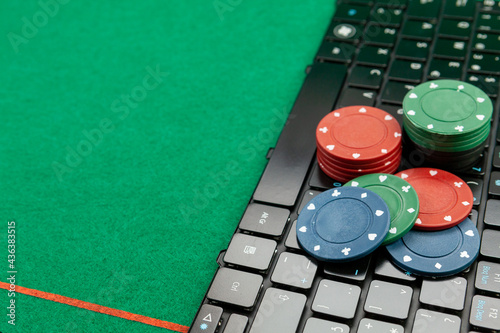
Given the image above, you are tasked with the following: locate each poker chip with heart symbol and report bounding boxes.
[344,173,419,245]
[316,106,403,183]
[386,217,480,277]
[402,80,493,170]
[395,168,473,230]
[297,186,390,262]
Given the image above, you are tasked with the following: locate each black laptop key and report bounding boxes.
[298,190,322,214]
[494,146,500,168]
[480,0,500,14]
[309,161,337,190]
[443,0,476,20]
[413,309,461,333]
[467,74,499,97]
[249,288,306,333]
[439,18,473,39]
[303,318,350,333]
[464,178,483,206]
[334,3,371,23]
[480,229,500,259]
[485,199,500,227]
[285,220,300,250]
[475,261,500,293]
[348,65,385,89]
[312,279,362,319]
[469,209,479,225]
[338,87,377,107]
[469,295,500,331]
[207,268,263,308]
[358,318,404,333]
[401,20,435,41]
[316,41,357,63]
[381,81,415,104]
[365,23,398,46]
[326,22,364,42]
[468,52,500,74]
[223,314,248,333]
[477,13,500,33]
[357,45,391,67]
[473,32,500,53]
[239,203,289,237]
[396,39,429,61]
[428,59,463,80]
[324,254,371,282]
[420,277,467,311]
[271,252,317,289]
[388,59,423,83]
[224,234,277,271]
[434,38,468,60]
[488,171,500,196]
[191,304,223,333]
[364,280,413,319]
[407,0,441,20]
[370,6,403,26]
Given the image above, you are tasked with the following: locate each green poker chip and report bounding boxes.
[402,80,492,168]
[404,118,490,152]
[403,80,493,136]
[344,173,419,246]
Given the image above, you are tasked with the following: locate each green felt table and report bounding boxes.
[0,1,335,332]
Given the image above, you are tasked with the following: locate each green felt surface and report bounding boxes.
[0,1,334,332]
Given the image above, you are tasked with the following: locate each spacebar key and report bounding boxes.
[249,287,306,333]
[253,62,347,206]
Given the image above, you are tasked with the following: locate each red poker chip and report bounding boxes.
[317,152,400,183]
[318,144,402,170]
[317,106,402,164]
[394,168,473,230]
[317,148,401,175]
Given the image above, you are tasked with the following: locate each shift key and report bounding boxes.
[249,288,306,333]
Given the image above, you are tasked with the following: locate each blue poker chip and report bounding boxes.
[297,187,390,262]
[386,218,480,277]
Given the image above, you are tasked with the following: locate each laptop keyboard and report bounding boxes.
[189,1,500,332]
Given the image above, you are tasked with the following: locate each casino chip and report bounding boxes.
[344,173,419,245]
[395,168,473,230]
[297,186,390,262]
[316,106,403,182]
[386,218,480,277]
[402,80,492,170]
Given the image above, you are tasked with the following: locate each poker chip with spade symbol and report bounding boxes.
[344,173,419,245]
[316,105,402,183]
[386,218,480,277]
[297,186,390,262]
[402,80,492,170]
[395,168,473,230]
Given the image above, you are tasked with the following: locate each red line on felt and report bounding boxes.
[0,282,189,332]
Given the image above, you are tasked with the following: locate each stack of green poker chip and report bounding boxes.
[402,80,493,169]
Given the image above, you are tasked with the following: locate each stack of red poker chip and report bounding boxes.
[316,106,403,183]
